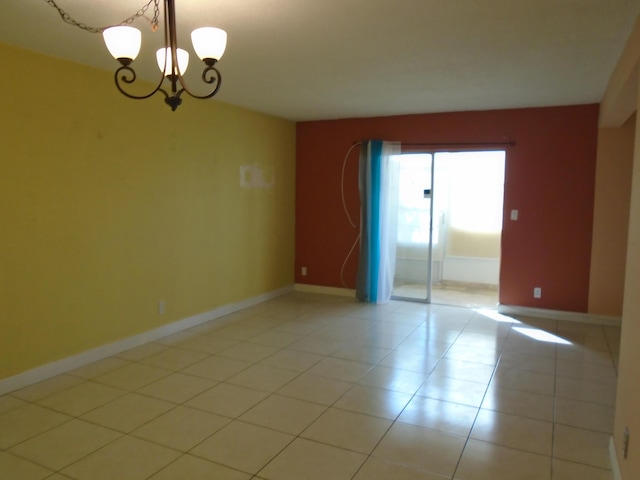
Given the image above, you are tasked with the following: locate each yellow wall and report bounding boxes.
[601,14,640,480]
[588,116,635,316]
[0,43,296,380]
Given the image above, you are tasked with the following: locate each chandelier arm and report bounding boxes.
[113,65,169,101]
[178,66,222,100]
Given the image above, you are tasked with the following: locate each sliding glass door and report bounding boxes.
[392,151,505,307]
[391,153,435,301]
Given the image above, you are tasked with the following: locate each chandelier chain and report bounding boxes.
[44,0,160,34]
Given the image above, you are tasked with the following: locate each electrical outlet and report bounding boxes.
[301,267,307,276]
[158,300,165,315]
[533,287,542,299]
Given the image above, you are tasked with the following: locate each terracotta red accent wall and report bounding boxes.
[295,104,599,312]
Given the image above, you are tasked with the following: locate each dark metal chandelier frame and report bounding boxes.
[113,0,222,111]
[45,0,224,111]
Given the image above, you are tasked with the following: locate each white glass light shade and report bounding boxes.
[191,27,227,61]
[103,26,142,61]
[156,48,189,76]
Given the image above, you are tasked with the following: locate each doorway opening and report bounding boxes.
[391,150,505,308]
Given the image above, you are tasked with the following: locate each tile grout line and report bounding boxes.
[449,308,513,480]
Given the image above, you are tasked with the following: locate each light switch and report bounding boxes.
[510,209,519,221]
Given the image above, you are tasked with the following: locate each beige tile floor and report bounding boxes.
[0,292,620,480]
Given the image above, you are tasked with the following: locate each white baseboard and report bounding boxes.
[610,436,622,480]
[498,304,621,326]
[0,285,294,396]
[294,283,356,298]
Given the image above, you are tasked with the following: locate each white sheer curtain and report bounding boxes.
[356,140,401,303]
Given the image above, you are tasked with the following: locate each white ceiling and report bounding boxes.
[2,0,640,121]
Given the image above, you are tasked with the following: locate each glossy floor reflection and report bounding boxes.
[0,293,619,479]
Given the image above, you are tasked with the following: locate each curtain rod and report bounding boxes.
[352,140,516,148]
[402,141,516,147]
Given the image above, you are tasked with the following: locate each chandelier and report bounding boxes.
[103,0,226,111]
[47,0,227,111]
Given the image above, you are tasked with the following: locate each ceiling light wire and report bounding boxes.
[340,232,361,290]
[341,142,362,228]
[339,142,362,289]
